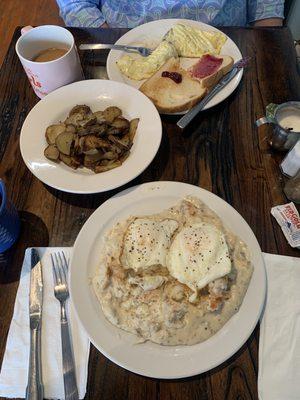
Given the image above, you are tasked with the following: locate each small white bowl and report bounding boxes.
[20,79,162,194]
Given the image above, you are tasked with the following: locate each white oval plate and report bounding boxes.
[107,19,243,114]
[20,80,162,194]
[70,181,266,379]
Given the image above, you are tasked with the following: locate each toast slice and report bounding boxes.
[140,57,206,113]
[188,55,234,91]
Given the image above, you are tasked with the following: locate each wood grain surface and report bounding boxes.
[0,0,63,68]
[0,26,299,400]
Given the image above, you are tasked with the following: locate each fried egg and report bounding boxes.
[164,24,227,57]
[166,222,231,293]
[121,218,178,271]
[116,40,178,80]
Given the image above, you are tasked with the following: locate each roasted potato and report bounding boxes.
[66,124,77,134]
[109,144,122,155]
[65,113,84,126]
[94,160,121,173]
[55,132,74,156]
[59,153,80,169]
[73,136,85,154]
[108,135,130,151]
[44,145,59,161]
[83,148,99,156]
[88,123,107,136]
[101,151,118,160]
[83,135,110,152]
[76,126,90,136]
[119,133,131,148]
[110,117,130,133]
[103,106,122,123]
[106,126,123,136]
[93,111,106,124]
[45,124,66,145]
[129,118,139,141]
[69,105,91,116]
[44,104,139,173]
[78,115,97,128]
[83,151,104,168]
[119,151,130,163]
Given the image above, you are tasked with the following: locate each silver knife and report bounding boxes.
[26,249,44,400]
[177,57,251,129]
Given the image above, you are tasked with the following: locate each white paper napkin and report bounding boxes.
[0,248,90,399]
[258,252,300,400]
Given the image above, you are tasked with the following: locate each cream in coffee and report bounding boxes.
[33,48,68,62]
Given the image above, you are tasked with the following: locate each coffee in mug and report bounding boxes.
[15,25,84,98]
[32,47,69,62]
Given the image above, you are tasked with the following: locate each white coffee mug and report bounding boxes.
[15,25,84,98]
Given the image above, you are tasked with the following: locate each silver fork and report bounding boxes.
[79,43,153,57]
[51,252,79,400]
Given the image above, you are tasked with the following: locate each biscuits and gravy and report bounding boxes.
[93,196,253,345]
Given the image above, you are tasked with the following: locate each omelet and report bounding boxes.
[164,24,227,57]
[116,40,178,80]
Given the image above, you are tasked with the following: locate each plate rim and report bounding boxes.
[106,18,243,114]
[70,180,266,379]
[19,79,162,194]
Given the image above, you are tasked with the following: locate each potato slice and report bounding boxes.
[83,151,104,168]
[106,126,123,136]
[78,115,97,128]
[44,145,59,161]
[108,135,130,151]
[101,151,118,160]
[110,144,122,155]
[65,113,84,126]
[77,126,90,136]
[119,151,130,164]
[55,132,74,156]
[69,105,91,116]
[119,133,131,147]
[99,159,110,166]
[129,118,139,141]
[93,111,106,124]
[45,124,66,145]
[59,153,80,169]
[103,106,122,124]
[72,154,83,167]
[83,148,99,155]
[94,160,121,173]
[110,117,130,132]
[88,123,108,136]
[66,124,76,134]
[73,136,85,154]
[83,135,110,152]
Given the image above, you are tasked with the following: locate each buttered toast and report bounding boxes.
[140,57,206,113]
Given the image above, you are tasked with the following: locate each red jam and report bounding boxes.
[190,54,223,79]
[161,71,182,84]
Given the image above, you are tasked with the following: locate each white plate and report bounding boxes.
[70,181,266,379]
[20,80,162,194]
[107,19,243,114]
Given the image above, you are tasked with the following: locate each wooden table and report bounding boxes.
[0,26,299,400]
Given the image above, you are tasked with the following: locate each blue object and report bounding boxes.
[0,180,20,252]
[56,0,284,29]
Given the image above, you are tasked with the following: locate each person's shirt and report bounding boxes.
[56,0,284,28]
